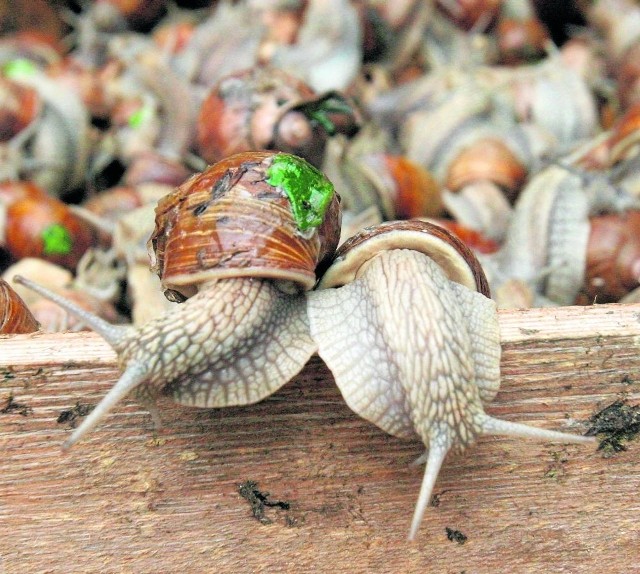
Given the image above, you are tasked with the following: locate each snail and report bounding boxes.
[0,180,96,270]
[91,44,194,183]
[0,277,39,334]
[0,76,40,142]
[196,65,360,169]
[480,139,640,308]
[1,58,92,196]
[14,151,341,449]
[576,209,640,304]
[168,1,263,87]
[307,220,594,540]
[319,119,445,235]
[71,0,168,67]
[3,257,123,333]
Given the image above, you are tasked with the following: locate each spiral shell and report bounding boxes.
[580,210,640,303]
[0,277,39,334]
[318,219,490,295]
[445,137,528,201]
[149,151,341,298]
[196,67,317,164]
[3,187,95,269]
[358,153,444,219]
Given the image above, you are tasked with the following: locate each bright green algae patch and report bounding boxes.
[3,58,38,78]
[128,103,154,129]
[41,223,73,256]
[266,153,334,232]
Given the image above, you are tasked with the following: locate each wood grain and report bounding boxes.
[1,303,639,574]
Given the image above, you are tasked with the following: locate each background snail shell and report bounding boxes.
[0,276,39,334]
[5,64,92,195]
[2,191,95,270]
[307,220,593,539]
[579,209,640,303]
[15,151,341,451]
[196,67,358,168]
[196,67,318,164]
[0,76,40,141]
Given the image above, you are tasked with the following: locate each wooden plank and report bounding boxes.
[0,303,639,573]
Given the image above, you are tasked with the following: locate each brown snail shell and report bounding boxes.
[608,102,640,164]
[0,277,39,334]
[196,67,316,164]
[82,183,172,221]
[150,151,341,298]
[123,152,193,188]
[2,187,95,270]
[618,42,640,110]
[358,154,444,219]
[195,66,355,168]
[579,210,640,303]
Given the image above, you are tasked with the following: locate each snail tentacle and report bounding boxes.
[477,414,595,444]
[62,362,148,450]
[13,275,132,349]
[408,433,451,541]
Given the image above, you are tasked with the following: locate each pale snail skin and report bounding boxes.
[14,151,340,450]
[307,221,595,540]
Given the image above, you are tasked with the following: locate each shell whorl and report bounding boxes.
[0,278,39,334]
[149,151,341,297]
[317,219,490,296]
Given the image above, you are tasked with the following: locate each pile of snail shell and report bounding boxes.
[1,0,640,539]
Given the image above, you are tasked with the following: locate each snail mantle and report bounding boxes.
[1,303,639,573]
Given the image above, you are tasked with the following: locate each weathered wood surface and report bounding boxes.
[1,303,639,574]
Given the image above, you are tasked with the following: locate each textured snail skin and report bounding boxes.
[308,222,594,540]
[14,274,316,450]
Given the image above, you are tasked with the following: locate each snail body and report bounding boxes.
[16,151,341,449]
[307,220,594,539]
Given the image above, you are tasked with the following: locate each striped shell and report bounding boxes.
[0,277,39,334]
[149,151,341,297]
[317,219,490,296]
[445,138,527,201]
[196,67,317,164]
